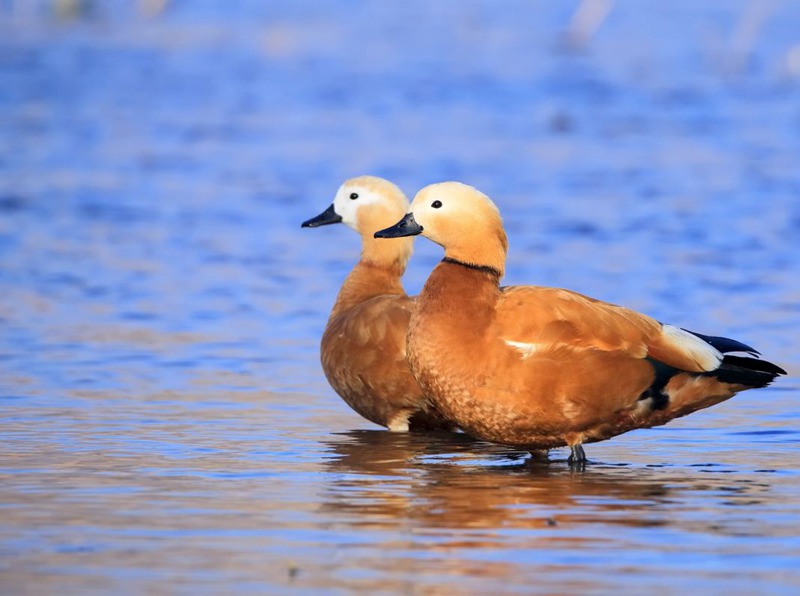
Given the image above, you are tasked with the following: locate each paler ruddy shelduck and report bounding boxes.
[302,176,452,431]
[375,181,786,462]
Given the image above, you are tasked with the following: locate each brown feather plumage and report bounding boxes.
[307,177,452,431]
[383,182,784,457]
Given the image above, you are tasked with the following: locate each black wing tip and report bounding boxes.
[722,355,787,376]
[682,328,761,357]
[708,355,787,388]
[681,328,790,382]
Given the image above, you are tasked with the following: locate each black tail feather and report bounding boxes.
[683,328,760,356]
[702,355,787,388]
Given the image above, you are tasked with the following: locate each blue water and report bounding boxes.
[1,1,799,593]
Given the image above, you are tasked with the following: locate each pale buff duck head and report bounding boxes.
[375,181,508,277]
[303,176,413,267]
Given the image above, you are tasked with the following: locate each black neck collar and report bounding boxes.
[441,257,502,278]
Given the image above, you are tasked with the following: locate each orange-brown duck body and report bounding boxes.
[375,182,786,461]
[302,177,452,431]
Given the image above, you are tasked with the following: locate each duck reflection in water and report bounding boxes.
[320,430,769,537]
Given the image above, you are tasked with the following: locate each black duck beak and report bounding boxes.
[374,213,423,238]
[301,204,342,228]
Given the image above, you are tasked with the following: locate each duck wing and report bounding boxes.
[497,286,723,373]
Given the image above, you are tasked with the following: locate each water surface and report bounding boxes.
[1,1,799,593]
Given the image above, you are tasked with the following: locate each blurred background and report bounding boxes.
[1,1,799,593]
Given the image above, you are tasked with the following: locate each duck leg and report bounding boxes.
[568,444,586,464]
[527,449,549,462]
[386,410,412,432]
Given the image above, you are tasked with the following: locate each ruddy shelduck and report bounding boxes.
[375,182,786,462]
[302,176,452,431]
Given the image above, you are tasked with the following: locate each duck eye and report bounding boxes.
[431,200,442,209]
[349,192,359,200]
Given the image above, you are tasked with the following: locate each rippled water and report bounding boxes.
[2,1,799,593]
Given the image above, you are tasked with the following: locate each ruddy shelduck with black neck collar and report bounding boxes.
[302,176,452,432]
[375,181,785,463]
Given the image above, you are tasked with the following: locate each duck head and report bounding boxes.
[375,181,508,277]
[302,176,414,266]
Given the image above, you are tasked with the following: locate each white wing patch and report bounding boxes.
[505,340,543,359]
[662,325,722,371]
